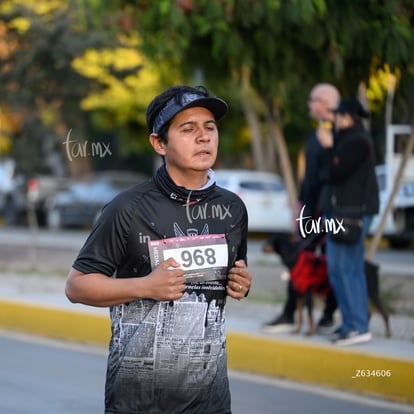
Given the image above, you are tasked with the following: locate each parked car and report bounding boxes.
[21,175,72,226]
[45,171,149,229]
[214,169,294,234]
[370,164,414,248]
[0,158,18,224]
[368,124,414,249]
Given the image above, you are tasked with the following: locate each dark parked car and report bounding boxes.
[45,171,148,229]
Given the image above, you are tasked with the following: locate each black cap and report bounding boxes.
[333,98,369,119]
[150,90,228,134]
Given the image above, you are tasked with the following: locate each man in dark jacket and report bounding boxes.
[263,83,340,333]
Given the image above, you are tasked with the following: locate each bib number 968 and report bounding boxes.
[164,244,227,272]
[181,248,216,268]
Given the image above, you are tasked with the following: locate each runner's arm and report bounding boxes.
[65,258,186,307]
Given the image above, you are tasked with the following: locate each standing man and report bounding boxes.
[300,83,340,332]
[300,83,341,230]
[65,85,252,413]
[263,83,340,333]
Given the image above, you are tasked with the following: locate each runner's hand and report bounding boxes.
[143,257,186,301]
[227,260,252,299]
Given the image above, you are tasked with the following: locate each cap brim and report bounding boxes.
[183,97,228,121]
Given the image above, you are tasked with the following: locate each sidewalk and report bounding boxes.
[0,227,413,405]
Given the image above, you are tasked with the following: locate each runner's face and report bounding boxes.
[164,107,219,175]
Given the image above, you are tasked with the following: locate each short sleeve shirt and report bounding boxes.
[73,177,248,414]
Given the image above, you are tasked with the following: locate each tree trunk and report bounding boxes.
[265,101,298,231]
[240,66,267,170]
[264,131,277,172]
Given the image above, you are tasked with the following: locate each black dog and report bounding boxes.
[263,234,321,336]
[364,260,391,337]
[264,233,391,338]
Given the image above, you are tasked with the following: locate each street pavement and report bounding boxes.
[2,332,413,414]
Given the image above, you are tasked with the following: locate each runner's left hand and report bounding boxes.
[227,260,252,299]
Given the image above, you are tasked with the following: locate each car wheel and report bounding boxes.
[47,209,62,230]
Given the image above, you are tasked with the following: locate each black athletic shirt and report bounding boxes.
[73,168,248,414]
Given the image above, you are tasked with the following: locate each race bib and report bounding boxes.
[148,234,228,283]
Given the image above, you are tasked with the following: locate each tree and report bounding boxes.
[0,0,121,177]
[69,34,180,157]
[130,0,414,223]
[2,0,413,192]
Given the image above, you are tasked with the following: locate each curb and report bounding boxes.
[227,332,414,405]
[0,300,110,345]
[1,299,413,405]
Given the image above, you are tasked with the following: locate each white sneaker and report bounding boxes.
[333,331,372,346]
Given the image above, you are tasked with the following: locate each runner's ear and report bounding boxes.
[149,133,166,156]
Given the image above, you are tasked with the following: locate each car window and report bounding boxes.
[0,159,15,192]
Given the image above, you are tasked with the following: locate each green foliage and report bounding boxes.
[1,0,414,175]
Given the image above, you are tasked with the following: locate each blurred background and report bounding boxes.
[0,0,413,247]
[1,3,414,412]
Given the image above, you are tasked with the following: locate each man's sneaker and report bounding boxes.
[262,314,294,333]
[332,331,372,346]
[316,315,335,334]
